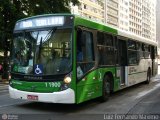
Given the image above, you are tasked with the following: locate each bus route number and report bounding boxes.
[45,82,61,88]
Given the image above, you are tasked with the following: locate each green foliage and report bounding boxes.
[0,0,79,78]
[0,0,79,50]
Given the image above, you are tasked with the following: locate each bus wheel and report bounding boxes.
[145,68,151,84]
[100,75,110,102]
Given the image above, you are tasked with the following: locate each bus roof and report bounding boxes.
[74,15,157,46]
[16,13,73,23]
[118,29,157,46]
[16,13,157,46]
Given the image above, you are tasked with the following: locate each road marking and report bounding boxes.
[0,90,8,93]
[0,85,8,91]
[0,86,8,88]
[0,87,8,91]
[0,89,8,91]
[0,85,8,87]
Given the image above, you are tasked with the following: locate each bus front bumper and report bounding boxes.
[9,86,75,104]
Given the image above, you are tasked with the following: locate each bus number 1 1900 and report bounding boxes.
[45,82,61,88]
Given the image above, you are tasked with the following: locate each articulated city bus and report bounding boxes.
[9,14,158,104]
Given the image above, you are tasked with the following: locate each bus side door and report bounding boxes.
[117,38,128,86]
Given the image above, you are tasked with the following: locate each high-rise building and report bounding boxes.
[119,0,129,31]
[106,0,119,27]
[129,0,142,36]
[71,0,105,23]
[141,0,156,41]
[71,0,156,41]
[157,0,160,48]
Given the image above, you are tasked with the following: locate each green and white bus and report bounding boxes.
[9,14,158,104]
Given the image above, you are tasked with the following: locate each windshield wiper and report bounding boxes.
[37,27,57,60]
[43,27,57,44]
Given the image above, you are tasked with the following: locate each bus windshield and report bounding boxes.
[11,28,72,75]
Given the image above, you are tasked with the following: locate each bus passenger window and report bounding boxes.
[97,32,115,66]
[77,29,84,62]
[128,40,138,65]
[77,30,95,78]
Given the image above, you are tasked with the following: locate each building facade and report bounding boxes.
[71,0,105,23]
[71,0,157,41]
[118,0,129,31]
[129,0,142,36]
[156,0,160,50]
[106,0,119,27]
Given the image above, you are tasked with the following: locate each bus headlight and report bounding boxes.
[61,76,72,91]
[64,77,71,84]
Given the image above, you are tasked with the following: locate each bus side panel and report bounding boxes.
[76,70,102,104]
[76,67,118,104]
[127,59,149,86]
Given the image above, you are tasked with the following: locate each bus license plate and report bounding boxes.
[27,95,38,101]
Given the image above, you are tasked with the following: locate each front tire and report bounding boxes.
[100,75,110,102]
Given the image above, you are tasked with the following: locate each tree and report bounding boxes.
[16,0,79,16]
[0,0,79,79]
[0,0,20,79]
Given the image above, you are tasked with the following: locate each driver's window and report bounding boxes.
[77,29,95,79]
